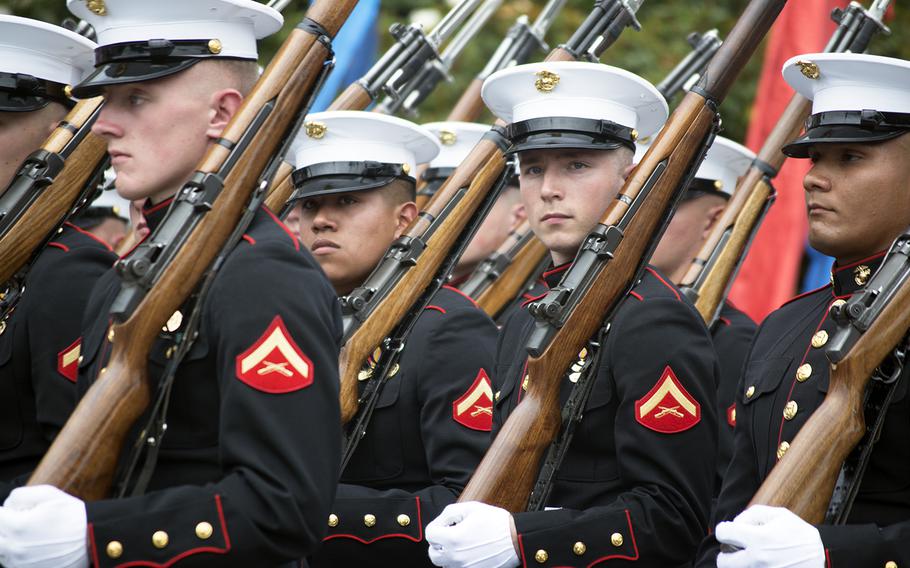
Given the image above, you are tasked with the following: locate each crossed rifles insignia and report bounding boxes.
[235,315,313,393]
[453,369,494,432]
[634,366,701,434]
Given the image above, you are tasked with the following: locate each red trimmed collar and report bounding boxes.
[141,195,175,233]
[541,262,571,288]
[830,251,886,297]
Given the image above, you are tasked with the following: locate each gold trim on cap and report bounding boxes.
[402,163,411,175]
[795,60,820,80]
[714,180,724,190]
[208,39,223,55]
[305,121,327,139]
[439,130,457,146]
[64,85,74,98]
[86,0,107,16]
[534,70,560,93]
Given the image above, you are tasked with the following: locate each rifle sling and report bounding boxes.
[527,324,609,512]
[825,336,910,524]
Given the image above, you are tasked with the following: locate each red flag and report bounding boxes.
[728,0,842,322]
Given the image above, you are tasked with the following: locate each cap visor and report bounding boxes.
[291,175,407,202]
[782,125,908,158]
[0,91,52,112]
[508,132,627,155]
[71,59,201,98]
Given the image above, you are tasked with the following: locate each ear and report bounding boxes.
[702,203,726,238]
[393,201,418,238]
[509,202,527,232]
[205,88,244,139]
[621,163,636,180]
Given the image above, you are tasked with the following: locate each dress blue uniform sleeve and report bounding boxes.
[513,296,719,567]
[315,302,498,566]
[84,237,342,567]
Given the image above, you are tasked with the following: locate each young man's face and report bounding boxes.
[804,135,910,263]
[91,63,234,204]
[297,188,415,295]
[0,103,67,188]
[518,147,631,265]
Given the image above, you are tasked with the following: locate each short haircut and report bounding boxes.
[197,58,260,95]
[381,177,417,205]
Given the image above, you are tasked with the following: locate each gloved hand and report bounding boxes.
[0,485,88,568]
[426,501,520,568]
[716,504,825,568]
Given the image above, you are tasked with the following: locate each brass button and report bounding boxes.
[854,264,871,286]
[106,541,123,559]
[401,163,411,175]
[796,363,812,382]
[389,363,400,377]
[0,321,5,335]
[783,400,798,421]
[107,328,115,342]
[811,330,829,348]
[745,385,755,398]
[777,441,790,459]
[328,514,339,527]
[522,374,529,391]
[885,562,897,568]
[494,390,501,401]
[152,530,169,549]
[573,541,586,555]
[611,532,624,547]
[397,514,410,527]
[831,299,847,311]
[207,39,223,54]
[195,521,213,540]
[363,514,376,527]
[165,346,175,359]
[78,355,84,364]
[534,549,548,563]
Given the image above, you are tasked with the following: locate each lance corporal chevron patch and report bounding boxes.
[634,366,701,433]
[452,369,494,431]
[235,315,313,393]
[57,338,81,383]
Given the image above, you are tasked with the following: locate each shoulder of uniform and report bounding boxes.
[718,301,757,328]
[237,206,301,252]
[51,223,116,254]
[777,283,832,310]
[628,266,685,302]
[425,285,482,314]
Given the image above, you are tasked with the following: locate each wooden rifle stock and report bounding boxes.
[459,0,788,511]
[327,82,373,111]
[264,160,295,214]
[679,94,810,322]
[0,98,107,283]
[28,0,357,500]
[748,278,910,522]
[475,227,549,319]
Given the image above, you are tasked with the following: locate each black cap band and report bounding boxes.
[291,161,415,201]
[0,72,72,111]
[505,116,637,154]
[95,38,220,66]
[782,109,910,158]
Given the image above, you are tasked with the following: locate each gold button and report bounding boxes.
[402,163,411,175]
[328,514,339,527]
[152,530,169,549]
[78,355,84,364]
[611,532,624,546]
[573,541,586,555]
[364,514,376,527]
[389,363,400,377]
[522,374,529,391]
[777,441,790,459]
[207,39,223,54]
[783,400,798,421]
[397,514,410,527]
[854,264,871,286]
[535,549,548,563]
[831,299,847,311]
[494,390,501,401]
[195,521,213,540]
[106,541,123,559]
[885,562,897,568]
[745,385,755,398]
[796,363,812,382]
[0,321,6,335]
[107,328,115,342]
[165,346,175,359]
[811,330,829,348]
[64,84,74,98]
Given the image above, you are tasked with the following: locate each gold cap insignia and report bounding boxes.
[305,121,327,139]
[402,163,411,175]
[534,70,560,93]
[854,264,871,286]
[714,180,724,190]
[439,130,457,146]
[86,0,107,16]
[207,39,223,55]
[630,129,639,142]
[795,60,820,80]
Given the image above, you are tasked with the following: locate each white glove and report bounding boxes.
[426,501,520,568]
[0,485,88,568]
[716,505,825,568]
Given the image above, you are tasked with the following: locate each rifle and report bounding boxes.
[748,229,910,522]
[328,0,486,112]
[447,0,568,123]
[374,0,503,116]
[0,99,108,292]
[678,0,891,326]
[27,0,357,501]
[465,29,723,320]
[338,0,646,433]
[458,0,787,512]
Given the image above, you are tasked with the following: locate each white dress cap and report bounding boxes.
[291,110,440,180]
[67,0,282,97]
[422,122,491,169]
[482,61,668,139]
[695,136,755,196]
[0,15,96,110]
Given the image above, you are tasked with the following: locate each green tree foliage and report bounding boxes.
[4,0,907,143]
